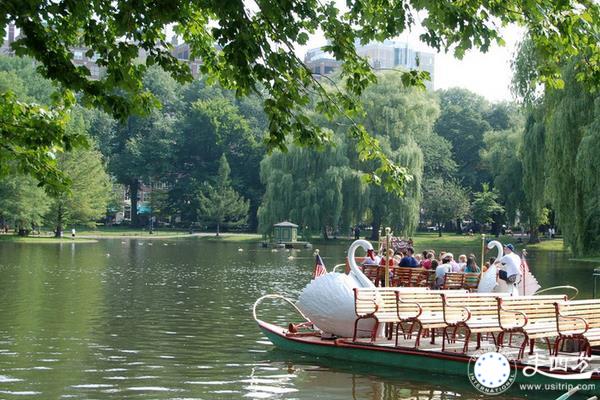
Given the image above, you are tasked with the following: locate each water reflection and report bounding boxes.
[0,238,597,398]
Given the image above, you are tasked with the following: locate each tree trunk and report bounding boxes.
[528,220,540,244]
[370,220,381,241]
[54,203,63,238]
[216,222,220,237]
[322,226,329,240]
[437,222,442,237]
[455,218,463,234]
[130,179,140,227]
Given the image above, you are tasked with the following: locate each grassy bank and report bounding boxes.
[76,226,189,238]
[198,233,263,242]
[0,234,97,244]
[525,239,566,252]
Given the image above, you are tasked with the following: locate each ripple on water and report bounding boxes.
[0,375,23,382]
[70,384,114,388]
[127,386,184,392]
[0,390,42,396]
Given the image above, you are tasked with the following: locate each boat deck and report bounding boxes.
[287,328,600,373]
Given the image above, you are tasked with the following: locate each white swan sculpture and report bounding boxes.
[296,239,376,338]
[478,240,526,295]
[477,240,504,293]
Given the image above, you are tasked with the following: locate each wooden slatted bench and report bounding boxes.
[463,273,481,292]
[398,290,468,348]
[497,295,568,358]
[353,287,428,342]
[554,299,600,356]
[440,293,509,353]
[441,272,465,290]
[391,268,432,288]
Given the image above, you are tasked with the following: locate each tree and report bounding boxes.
[257,137,358,239]
[0,173,50,235]
[46,148,110,237]
[0,55,84,191]
[355,73,439,238]
[422,178,470,237]
[198,155,249,236]
[480,128,526,225]
[434,88,492,190]
[169,94,262,225]
[471,184,505,234]
[3,1,599,195]
[43,109,110,237]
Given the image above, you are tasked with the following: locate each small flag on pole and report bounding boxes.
[313,252,327,278]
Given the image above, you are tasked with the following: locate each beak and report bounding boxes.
[367,249,375,260]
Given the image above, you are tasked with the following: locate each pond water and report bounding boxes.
[0,238,597,399]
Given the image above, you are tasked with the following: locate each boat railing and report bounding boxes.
[253,294,311,324]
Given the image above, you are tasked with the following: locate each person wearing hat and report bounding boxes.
[498,243,522,284]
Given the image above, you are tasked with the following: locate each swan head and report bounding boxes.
[487,240,504,264]
[347,239,376,288]
[347,240,374,266]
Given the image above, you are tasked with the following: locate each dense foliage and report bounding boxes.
[2,0,599,197]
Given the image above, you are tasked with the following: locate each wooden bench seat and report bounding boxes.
[463,273,481,292]
[353,287,429,341]
[441,272,465,290]
[554,299,600,356]
[391,268,432,287]
[440,293,509,353]
[497,295,567,358]
[397,290,468,348]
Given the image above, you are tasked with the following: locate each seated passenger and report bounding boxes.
[464,255,480,273]
[455,254,467,272]
[399,247,419,268]
[421,251,434,270]
[434,256,452,289]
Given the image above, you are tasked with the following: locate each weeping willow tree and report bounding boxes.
[520,110,548,243]
[513,36,600,253]
[544,65,598,256]
[356,73,437,238]
[517,59,600,254]
[257,136,364,238]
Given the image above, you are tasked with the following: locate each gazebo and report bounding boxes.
[273,221,298,243]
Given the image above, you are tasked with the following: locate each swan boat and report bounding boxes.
[253,240,600,394]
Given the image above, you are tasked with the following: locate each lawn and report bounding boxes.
[0,234,97,243]
[198,233,263,242]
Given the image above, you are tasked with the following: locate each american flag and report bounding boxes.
[313,253,327,278]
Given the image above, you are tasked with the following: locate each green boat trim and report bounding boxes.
[256,319,600,395]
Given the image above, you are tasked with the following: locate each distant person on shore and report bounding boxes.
[354,226,361,240]
[71,228,76,240]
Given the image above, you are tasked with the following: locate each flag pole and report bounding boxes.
[384,227,391,287]
[313,248,319,278]
[480,234,485,279]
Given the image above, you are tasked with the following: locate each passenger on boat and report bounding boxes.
[455,254,467,272]
[434,256,452,289]
[399,247,419,267]
[464,255,480,273]
[446,252,460,272]
[421,252,434,269]
[498,243,522,284]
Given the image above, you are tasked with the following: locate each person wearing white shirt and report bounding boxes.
[434,256,452,289]
[499,243,521,284]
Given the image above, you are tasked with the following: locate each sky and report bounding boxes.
[298,24,526,103]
